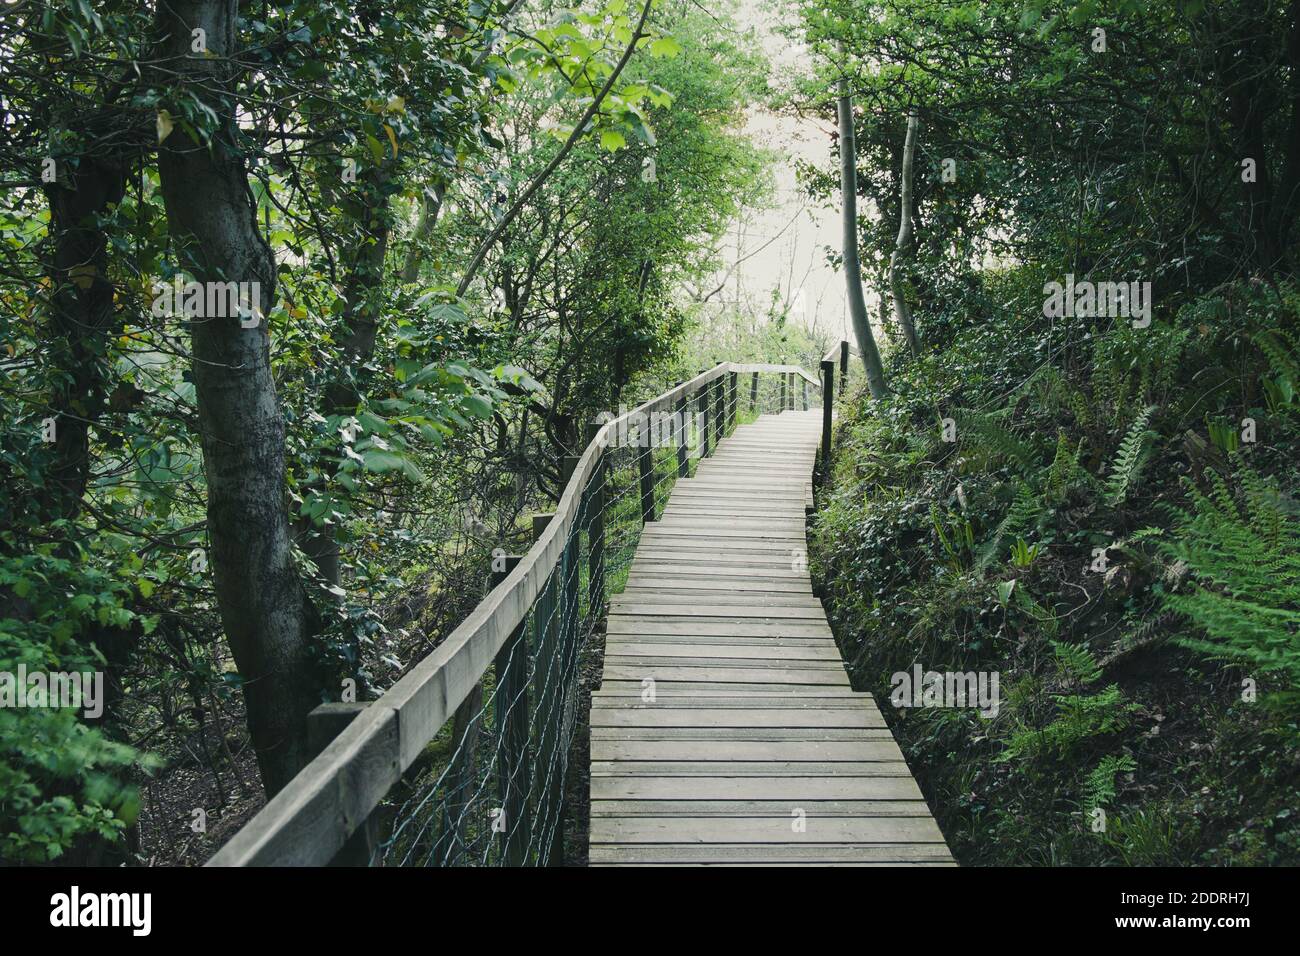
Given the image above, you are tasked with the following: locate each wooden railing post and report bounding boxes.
[749,372,759,413]
[697,370,712,457]
[727,370,738,433]
[820,359,834,481]
[562,453,584,638]
[584,422,606,615]
[636,421,656,523]
[673,385,689,478]
[491,554,528,866]
[712,373,726,443]
[801,376,808,410]
[839,340,849,397]
[530,513,564,865]
[307,702,380,866]
[558,460,582,859]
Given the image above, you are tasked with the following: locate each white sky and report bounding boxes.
[711,0,876,343]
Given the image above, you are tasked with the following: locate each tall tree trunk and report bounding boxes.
[889,114,921,356]
[155,0,317,797]
[836,73,888,399]
[44,157,129,521]
[400,183,446,284]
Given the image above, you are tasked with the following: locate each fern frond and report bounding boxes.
[1083,754,1137,814]
[955,407,1040,473]
[1104,405,1158,506]
[1051,639,1102,686]
[1160,466,1300,705]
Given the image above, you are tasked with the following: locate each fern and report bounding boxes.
[955,407,1040,473]
[1001,684,1136,760]
[976,482,1040,572]
[1104,405,1157,506]
[1251,328,1300,382]
[1051,639,1102,686]
[1160,468,1300,709]
[1083,754,1137,814]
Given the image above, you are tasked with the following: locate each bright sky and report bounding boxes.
[714,0,875,343]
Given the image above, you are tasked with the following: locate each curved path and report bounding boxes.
[588,409,954,866]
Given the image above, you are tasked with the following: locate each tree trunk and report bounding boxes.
[889,114,921,356]
[44,157,129,520]
[836,73,888,399]
[399,183,445,283]
[155,0,317,797]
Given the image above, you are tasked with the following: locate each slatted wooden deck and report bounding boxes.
[589,409,953,866]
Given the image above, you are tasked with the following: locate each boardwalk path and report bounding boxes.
[588,409,954,865]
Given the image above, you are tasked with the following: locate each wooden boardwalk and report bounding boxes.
[589,409,954,866]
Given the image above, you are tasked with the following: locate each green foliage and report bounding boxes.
[1051,639,1102,687]
[1083,754,1137,815]
[1002,685,1136,761]
[1161,468,1300,711]
[0,541,156,861]
[1103,405,1156,506]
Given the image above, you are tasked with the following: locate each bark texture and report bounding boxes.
[155,0,317,796]
[889,114,921,357]
[836,74,888,399]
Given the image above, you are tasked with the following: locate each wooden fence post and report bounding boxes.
[779,371,787,412]
[820,359,834,481]
[673,385,689,478]
[712,373,726,443]
[530,513,564,865]
[697,370,712,457]
[728,370,738,433]
[558,458,583,858]
[749,372,759,413]
[584,422,606,616]
[839,340,849,397]
[636,426,655,523]
[307,702,380,866]
[491,554,528,866]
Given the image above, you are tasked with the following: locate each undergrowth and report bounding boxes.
[811,274,1300,866]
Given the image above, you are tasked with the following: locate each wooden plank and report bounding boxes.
[608,603,827,620]
[589,800,931,817]
[589,844,952,864]
[595,679,859,696]
[604,632,836,648]
[623,580,812,595]
[591,760,911,776]
[589,816,947,844]
[590,710,881,730]
[604,624,836,639]
[601,663,850,686]
[590,726,893,740]
[590,739,904,761]
[615,589,823,607]
[590,776,924,801]
[604,642,840,660]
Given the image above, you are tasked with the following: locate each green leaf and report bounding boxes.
[647,36,682,58]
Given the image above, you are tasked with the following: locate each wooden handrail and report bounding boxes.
[206,359,825,866]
